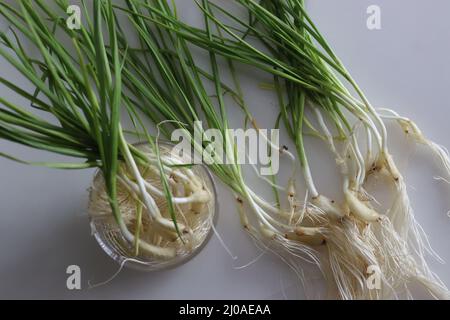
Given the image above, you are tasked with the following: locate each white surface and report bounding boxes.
[1,0,450,299]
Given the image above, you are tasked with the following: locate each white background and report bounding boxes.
[1,0,450,299]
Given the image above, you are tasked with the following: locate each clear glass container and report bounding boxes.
[88,142,218,271]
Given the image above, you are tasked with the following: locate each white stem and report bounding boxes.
[247,188,287,215]
[120,131,162,220]
[120,174,209,206]
[249,162,286,191]
[365,126,373,167]
[351,130,366,188]
[240,186,279,233]
[302,160,319,198]
[314,107,338,156]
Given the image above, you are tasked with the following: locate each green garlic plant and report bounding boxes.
[115,0,450,299]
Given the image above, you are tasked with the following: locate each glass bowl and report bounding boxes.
[88,141,218,271]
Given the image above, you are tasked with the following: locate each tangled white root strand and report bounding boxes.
[247,227,322,299]
[235,183,330,298]
[378,108,450,246]
[364,110,450,297]
[354,150,448,298]
[324,216,398,299]
[376,218,449,299]
[324,190,437,299]
[325,221,371,299]
[307,106,449,299]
